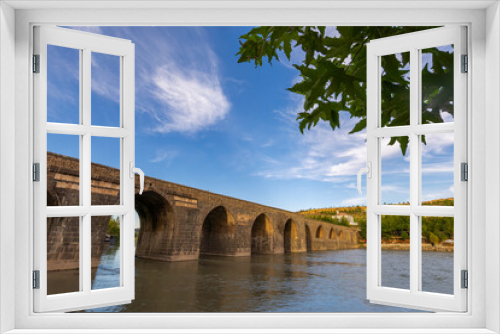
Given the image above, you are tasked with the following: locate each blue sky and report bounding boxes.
[46,26,454,213]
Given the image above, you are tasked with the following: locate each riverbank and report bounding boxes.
[358,243,453,252]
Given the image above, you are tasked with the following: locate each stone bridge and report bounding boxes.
[46,152,359,270]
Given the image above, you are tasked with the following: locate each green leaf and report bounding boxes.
[349,118,366,134]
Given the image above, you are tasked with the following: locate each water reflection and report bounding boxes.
[70,247,458,313]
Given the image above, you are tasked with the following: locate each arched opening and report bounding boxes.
[338,230,344,239]
[316,226,324,239]
[200,206,236,256]
[284,219,299,252]
[329,228,335,239]
[251,213,274,254]
[305,225,312,251]
[135,190,174,258]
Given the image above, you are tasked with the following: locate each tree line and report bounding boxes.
[305,215,351,227]
[357,216,453,244]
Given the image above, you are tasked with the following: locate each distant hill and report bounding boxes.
[298,198,454,222]
[299,198,455,241]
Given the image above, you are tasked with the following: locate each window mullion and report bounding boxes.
[409,47,420,294]
[82,47,92,294]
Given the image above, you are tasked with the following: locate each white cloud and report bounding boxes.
[381,185,408,194]
[256,100,368,184]
[345,182,357,189]
[69,26,231,135]
[149,149,177,164]
[132,28,232,134]
[71,26,104,34]
[422,190,454,202]
[52,27,119,104]
[90,55,121,103]
[151,65,230,134]
[422,132,454,156]
[261,140,274,148]
[422,164,454,173]
[342,196,366,206]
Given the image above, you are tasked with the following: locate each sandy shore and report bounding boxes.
[358,243,453,252]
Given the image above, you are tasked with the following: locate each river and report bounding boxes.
[63,244,454,313]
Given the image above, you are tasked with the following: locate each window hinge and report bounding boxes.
[461,270,468,289]
[461,54,468,73]
[33,270,40,289]
[461,162,468,181]
[33,163,40,182]
[33,54,40,73]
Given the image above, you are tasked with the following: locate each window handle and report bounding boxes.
[129,162,145,195]
[357,162,372,195]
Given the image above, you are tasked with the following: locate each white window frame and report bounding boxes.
[0,1,499,333]
[33,26,136,313]
[365,26,467,312]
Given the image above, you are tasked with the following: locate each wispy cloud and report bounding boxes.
[261,140,274,148]
[151,65,230,133]
[149,149,177,164]
[136,28,231,134]
[341,196,366,206]
[91,53,121,103]
[70,26,231,135]
[255,99,367,184]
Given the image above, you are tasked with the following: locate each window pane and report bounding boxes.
[380,137,410,205]
[421,216,454,294]
[91,216,121,290]
[47,216,80,295]
[47,45,80,124]
[47,133,80,206]
[380,215,410,290]
[91,52,121,127]
[91,136,121,206]
[421,45,454,124]
[421,133,454,205]
[381,52,410,127]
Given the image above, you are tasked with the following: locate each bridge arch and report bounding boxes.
[284,219,299,252]
[135,190,174,258]
[200,206,236,256]
[338,230,344,239]
[329,228,335,239]
[316,226,324,239]
[251,213,274,255]
[305,225,312,251]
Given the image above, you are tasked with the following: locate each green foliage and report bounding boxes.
[107,217,120,237]
[357,218,367,239]
[381,215,410,239]
[306,214,349,227]
[421,216,453,242]
[378,215,452,243]
[340,217,350,226]
[428,232,439,245]
[237,26,453,154]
